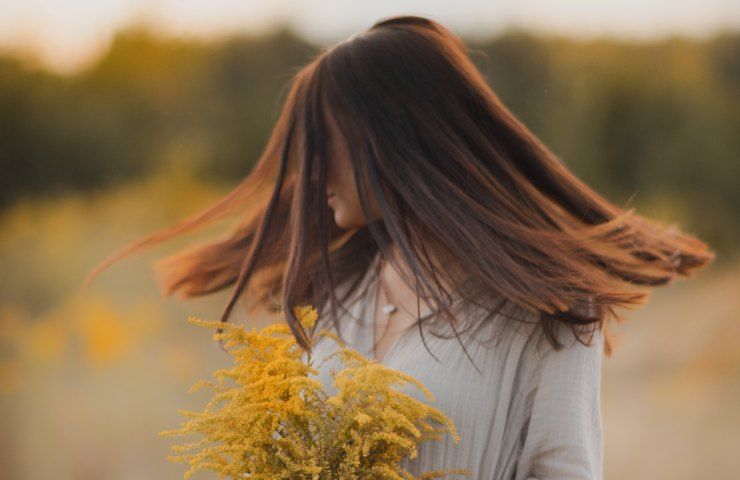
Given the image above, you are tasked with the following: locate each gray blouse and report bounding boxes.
[302,252,604,479]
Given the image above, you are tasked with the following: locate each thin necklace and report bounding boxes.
[375,255,443,322]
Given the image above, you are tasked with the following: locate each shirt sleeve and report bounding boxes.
[514,325,604,480]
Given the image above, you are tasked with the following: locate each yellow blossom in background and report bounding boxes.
[74,295,166,368]
[159,305,472,479]
[78,299,129,367]
[1,294,167,375]
[27,312,70,362]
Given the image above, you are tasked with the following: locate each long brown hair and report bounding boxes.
[84,15,715,369]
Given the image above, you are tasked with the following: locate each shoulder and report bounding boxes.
[514,320,605,479]
[519,315,605,391]
[529,319,605,367]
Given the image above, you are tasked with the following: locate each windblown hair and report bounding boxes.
[84,15,715,368]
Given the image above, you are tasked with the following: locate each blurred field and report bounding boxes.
[0,20,737,479]
[0,165,278,479]
[0,166,735,479]
[603,255,739,478]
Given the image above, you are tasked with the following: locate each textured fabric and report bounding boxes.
[302,252,604,479]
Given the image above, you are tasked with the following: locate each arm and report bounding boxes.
[515,326,604,480]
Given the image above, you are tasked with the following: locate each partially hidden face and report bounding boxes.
[324,107,381,229]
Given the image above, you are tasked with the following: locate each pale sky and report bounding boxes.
[1,0,738,74]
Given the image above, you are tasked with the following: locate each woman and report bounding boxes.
[87,15,714,479]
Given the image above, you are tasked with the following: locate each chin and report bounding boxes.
[333,214,351,230]
[333,211,365,230]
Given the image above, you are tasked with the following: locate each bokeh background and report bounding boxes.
[1,2,738,479]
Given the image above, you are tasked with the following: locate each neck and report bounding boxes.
[377,246,458,316]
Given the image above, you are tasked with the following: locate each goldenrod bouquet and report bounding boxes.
[159,305,472,479]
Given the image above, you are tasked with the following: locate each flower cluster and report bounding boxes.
[159,305,472,479]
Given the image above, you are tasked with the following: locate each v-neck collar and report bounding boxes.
[359,251,464,365]
[352,251,468,366]
[365,255,417,365]
[363,258,418,366]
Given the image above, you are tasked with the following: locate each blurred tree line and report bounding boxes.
[1,24,737,256]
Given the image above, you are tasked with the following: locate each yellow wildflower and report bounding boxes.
[353,412,373,427]
[159,305,472,479]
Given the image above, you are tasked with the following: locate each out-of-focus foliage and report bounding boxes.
[0,24,314,202]
[1,25,736,255]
